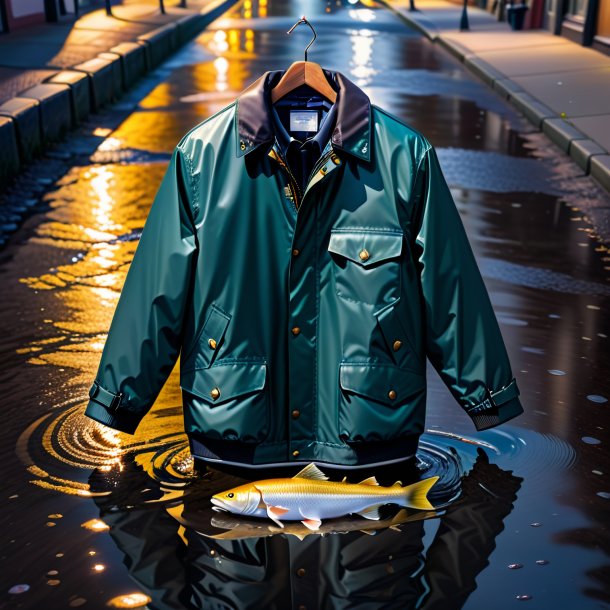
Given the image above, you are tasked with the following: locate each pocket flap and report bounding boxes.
[328,229,403,267]
[183,303,231,370]
[180,361,267,405]
[339,361,425,406]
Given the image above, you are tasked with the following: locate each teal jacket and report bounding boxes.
[84,68,524,470]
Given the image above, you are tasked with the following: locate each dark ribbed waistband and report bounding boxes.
[188,434,422,481]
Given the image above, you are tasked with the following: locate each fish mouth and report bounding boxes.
[210,497,229,512]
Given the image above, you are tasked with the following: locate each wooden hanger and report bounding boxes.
[270,16,337,105]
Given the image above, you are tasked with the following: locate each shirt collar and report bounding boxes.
[271,101,338,159]
[235,68,371,162]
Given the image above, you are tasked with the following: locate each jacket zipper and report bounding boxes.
[274,146,334,212]
[273,147,302,212]
[305,149,334,191]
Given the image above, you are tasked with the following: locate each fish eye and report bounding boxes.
[227,492,234,498]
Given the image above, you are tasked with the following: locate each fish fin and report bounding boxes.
[403,476,440,511]
[265,505,285,528]
[359,529,377,536]
[392,480,403,487]
[355,504,384,520]
[341,476,347,483]
[301,518,322,531]
[293,462,329,481]
[267,505,290,517]
[358,476,380,486]
[391,508,410,524]
[290,533,308,541]
[389,525,402,532]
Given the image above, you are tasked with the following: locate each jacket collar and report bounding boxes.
[271,98,338,160]
[235,68,371,162]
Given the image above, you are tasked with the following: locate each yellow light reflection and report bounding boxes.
[212,29,228,53]
[90,165,117,234]
[81,519,110,532]
[107,592,152,609]
[214,56,229,92]
[245,28,254,54]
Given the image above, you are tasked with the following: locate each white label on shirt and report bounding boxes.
[290,110,318,133]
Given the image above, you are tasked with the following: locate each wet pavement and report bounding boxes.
[1,0,610,609]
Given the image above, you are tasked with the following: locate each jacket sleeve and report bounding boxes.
[84,143,198,434]
[410,139,524,432]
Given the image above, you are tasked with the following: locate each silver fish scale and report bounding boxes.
[256,481,406,521]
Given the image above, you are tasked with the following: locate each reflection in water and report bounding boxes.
[15,393,575,608]
[19,394,522,610]
[87,445,521,610]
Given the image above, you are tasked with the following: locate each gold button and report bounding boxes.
[359,248,370,261]
[296,567,306,577]
[292,450,300,457]
[208,338,217,350]
[320,166,327,174]
[292,248,300,256]
[240,141,246,150]
[292,410,300,419]
[291,326,301,336]
[331,155,341,165]
[388,390,397,400]
[393,340,402,351]
[210,387,221,400]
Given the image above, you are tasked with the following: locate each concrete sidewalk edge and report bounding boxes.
[0,0,237,191]
[378,0,610,197]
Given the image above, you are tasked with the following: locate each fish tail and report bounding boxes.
[400,476,439,511]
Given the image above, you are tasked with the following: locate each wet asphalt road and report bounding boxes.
[1,1,610,609]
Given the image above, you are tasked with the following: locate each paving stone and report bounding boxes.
[97,52,125,96]
[0,96,42,162]
[590,156,610,193]
[19,83,72,144]
[541,117,588,154]
[45,70,91,126]
[72,56,115,111]
[108,42,147,89]
[137,23,179,70]
[0,116,19,185]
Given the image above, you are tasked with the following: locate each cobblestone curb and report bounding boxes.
[0,0,237,191]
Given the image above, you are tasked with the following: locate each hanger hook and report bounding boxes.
[287,15,316,62]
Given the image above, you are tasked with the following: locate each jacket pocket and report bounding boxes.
[375,304,423,374]
[182,303,231,371]
[337,361,426,443]
[327,228,403,306]
[180,360,269,443]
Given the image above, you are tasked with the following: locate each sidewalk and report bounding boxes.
[379,0,610,197]
[0,0,237,190]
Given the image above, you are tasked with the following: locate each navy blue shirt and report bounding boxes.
[271,98,337,194]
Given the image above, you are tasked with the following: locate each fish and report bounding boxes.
[207,507,440,540]
[210,462,440,531]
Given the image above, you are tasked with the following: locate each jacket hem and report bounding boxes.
[188,434,421,470]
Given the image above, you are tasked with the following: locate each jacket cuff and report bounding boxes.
[464,378,524,432]
[84,380,143,434]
